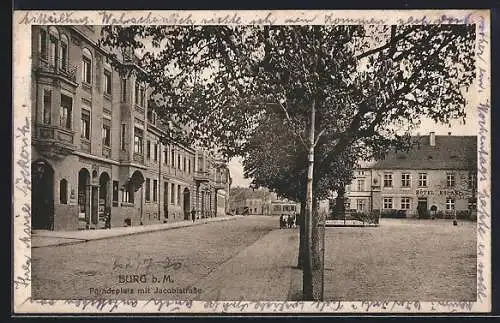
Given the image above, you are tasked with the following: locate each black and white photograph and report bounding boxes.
[12,10,491,314]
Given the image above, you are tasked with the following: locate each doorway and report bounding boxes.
[417,197,428,219]
[32,160,54,230]
[183,188,191,220]
[78,168,91,229]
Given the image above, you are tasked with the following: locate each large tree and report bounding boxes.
[100,24,476,300]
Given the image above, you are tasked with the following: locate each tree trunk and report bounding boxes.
[303,99,316,301]
[297,200,306,269]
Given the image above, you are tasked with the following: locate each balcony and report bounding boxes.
[32,124,76,159]
[214,180,228,190]
[193,171,210,183]
[35,58,78,86]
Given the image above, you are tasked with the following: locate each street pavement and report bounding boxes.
[31,215,301,301]
[31,215,242,248]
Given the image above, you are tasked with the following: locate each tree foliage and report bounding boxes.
[100,24,475,161]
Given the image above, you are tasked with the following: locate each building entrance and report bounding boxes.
[417,197,428,218]
[32,160,54,230]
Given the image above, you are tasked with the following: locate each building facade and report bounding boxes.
[31,25,230,231]
[340,133,477,218]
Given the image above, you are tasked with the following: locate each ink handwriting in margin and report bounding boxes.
[15,116,30,197]
[18,11,92,25]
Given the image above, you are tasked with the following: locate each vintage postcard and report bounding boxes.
[12,9,491,314]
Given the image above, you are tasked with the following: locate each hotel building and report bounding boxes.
[341,132,477,217]
[31,25,231,231]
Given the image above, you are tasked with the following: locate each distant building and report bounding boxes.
[337,132,477,218]
[230,187,300,216]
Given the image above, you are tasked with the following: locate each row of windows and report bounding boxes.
[39,28,146,104]
[144,179,189,206]
[382,172,475,189]
[382,197,457,210]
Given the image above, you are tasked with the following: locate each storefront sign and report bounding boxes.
[416,189,466,198]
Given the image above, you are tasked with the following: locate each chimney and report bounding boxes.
[430,132,436,146]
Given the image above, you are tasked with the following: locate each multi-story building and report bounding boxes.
[30,25,230,231]
[338,132,477,218]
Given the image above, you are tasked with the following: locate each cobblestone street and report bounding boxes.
[31,216,297,300]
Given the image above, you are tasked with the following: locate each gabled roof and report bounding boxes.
[372,135,477,170]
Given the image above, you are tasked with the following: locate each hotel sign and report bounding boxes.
[416,189,466,198]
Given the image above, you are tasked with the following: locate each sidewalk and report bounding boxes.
[31,215,243,248]
[193,227,301,301]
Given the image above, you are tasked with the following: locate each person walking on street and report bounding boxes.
[191,209,196,223]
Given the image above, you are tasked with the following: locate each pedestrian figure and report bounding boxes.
[104,206,111,229]
[280,214,286,229]
[191,209,196,222]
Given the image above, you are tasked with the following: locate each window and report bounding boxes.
[188,158,191,173]
[145,178,151,202]
[356,199,365,212]
[112,181,119,204]
[135,82,145,106]
[43,89,51,124]
[81,110,90,139]
[102,123,111,147]
[49,36,58,67]
[468,197,477,210]
[146,140,151,160]
[59,36,68,71]
[183,156,187,171]
[170,183,175,204]
[468,172,476,189]
[177,155,181,169]
[357,179,364,191]
[418,173,428,187]
[104,70,112,95]
[359,171,365,176]
[39,29,47,59]
[446,173,455,188]
[121,124,126,151]
[383,197,393,209]
[134,128,143,154]
[147,110,156,124]
[171,150,175,167]
[153,180,158,202]
[446,197,455,210]
[177,185,181,205]
[401,197,411,209]
[401,173,411,188]
[60,95,72,129]
[154,143,158,162]
[82,55,92,84]
[383,173,393,188]
[164,148,168,165]
[121,79,127,102]
[59,179,68,204]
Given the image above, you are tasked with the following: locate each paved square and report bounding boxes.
[323,218,477,301]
